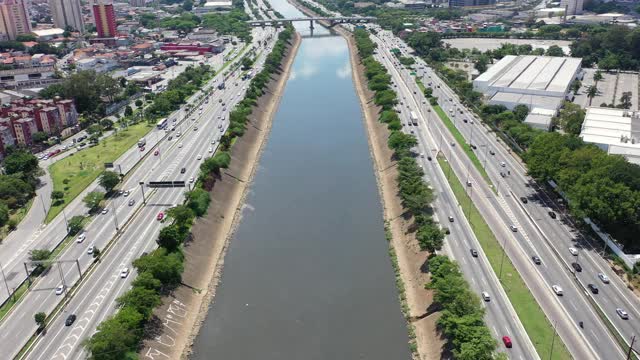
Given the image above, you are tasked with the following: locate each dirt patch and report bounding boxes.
[138,32,301,360]
[333,19,445,360]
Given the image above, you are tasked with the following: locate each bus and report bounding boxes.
[410,111,418,126]
[157,118,168,129]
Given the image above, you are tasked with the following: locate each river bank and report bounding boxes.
[138,32,301,360]
[284,1,444,359]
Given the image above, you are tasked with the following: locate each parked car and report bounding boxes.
[65,314,77,326]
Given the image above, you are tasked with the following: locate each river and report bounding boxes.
[189,1,411,359]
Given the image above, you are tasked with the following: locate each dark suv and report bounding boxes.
[65,314,77,326]
[180,167,186,174]
[587,284,599,294]
[532,255,542,265]
[572,262,582,272]
[470,249,478,257]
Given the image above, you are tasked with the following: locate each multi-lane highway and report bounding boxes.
[370,27,633,359]
[0,27,278,360]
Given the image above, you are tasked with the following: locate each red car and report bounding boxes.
[502,336,512,348]
[139,146,145,152]
[157,212,164,221]
[154,149,159,156]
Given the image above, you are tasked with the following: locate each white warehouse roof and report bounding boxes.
[474,55,582,99]
[580,107,640,165]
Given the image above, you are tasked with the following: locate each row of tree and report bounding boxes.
[0,148,40,228]
[428,255,499,360]
[146,65,213,116]
[84,26,296,360]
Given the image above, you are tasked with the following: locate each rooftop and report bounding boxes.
[580,107,640,164]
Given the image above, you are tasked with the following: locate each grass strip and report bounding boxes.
[437,153,571,360]
[0,198,33,240]
[0,280,29,322]
[432,104,493,186]
[46,122,154,223]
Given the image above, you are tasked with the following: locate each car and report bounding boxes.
[509,225,518,232]
[463,118,468,123]
[450,142,455,146]
[598,273,610,283]
[189,177,194,183]
[176,132,181,137]
[587,284,599,294]
[55,285,65,295]
[569,247,578,256]
[548,211,557,219]
[466,180,472,187]
[128,199,135,206]
[220,127,224,133]
[500,161,506,167]
[87,246,95,255]
[572,262,582,272]
[420,153,424,158]
[500,172,506,178]
[470,144,477,150]
[168,136,173,141]
[76,233,86,243]
[427,156,432,161]
[552,285,563,296]
[502,336,512,348]
[481,292,490,302]
[196,154,202,160]
[616,308,629,320]
[101,208,108,215]
[194,126,198,131]
[532,255,542,265]
[520,197,528,204]
[180,167,186,174]
[489,150,495,155]
[157,212,164,221]
[470,248,478,257]
[139,146,145,152]
[154,150,159,156]
[120,268,129,278]
[208,147,213,153]
[448,216,454,222]
[123,190,130,197]
[470,119,474,124]
[178,143,183,148]
[65,314,77,326]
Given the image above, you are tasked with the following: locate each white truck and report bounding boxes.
[410,111,418,126]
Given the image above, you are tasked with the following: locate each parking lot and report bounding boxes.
[575,69,638,110]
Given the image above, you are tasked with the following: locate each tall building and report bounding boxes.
[560,0,583,15]
[49,0,84,32]
[0,0,32,41]
[93,1,116,38]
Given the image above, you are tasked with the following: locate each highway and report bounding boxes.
[0,27,277,360]
[0,45,240,307]
[371,43,539,359]
[370,28,629,359]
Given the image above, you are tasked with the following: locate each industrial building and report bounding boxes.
[579,107,640,165]
[473,55,582,130]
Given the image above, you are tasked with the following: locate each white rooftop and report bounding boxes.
[203,1,232,6]
[580,107,640,164]
[32,28,64,37]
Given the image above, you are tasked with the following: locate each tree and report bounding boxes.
[84,310,143,360]
[124,106,133,117]
[586,85,598,106]
[116,287,161,319]
[32,131,48,144]
[3,149,39,178]
[157,224,184,251]
[16,34,36,42]
[34,312,46,329]
[200,151,231,176]
[388,131,417,157]
[83,191,105,211]
[166,205,194,227]
[512,104,529,122]
[619,91,632,109]
[545,45,564,56]
[593,70,603,82]
[133,248,183,287]
[186,188,210,217]
[570,79,582,95]
[99,171,120,193]
[0,202,9,227]
[473,55,490,73]
[68,215,85,235]
[51,190,64,204]
[134,99,143,107]
[132,271,162,291]
[29,249,51,262]
[92,247,102,261]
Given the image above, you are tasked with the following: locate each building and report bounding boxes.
[0,54,58,89]
[560,0,583,15]
[49,0,84,32]
[399,0,427,10]
[0,0,32,41]
[32,28,65,41]
[93,1,117,38]
[12,117,36,145]
[579,107,640,165]
[473,55,582,115]
[160,42,220,55]
[194,0,233,14]
[449,0,496,7]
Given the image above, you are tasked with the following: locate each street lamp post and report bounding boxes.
[0,261,10,297]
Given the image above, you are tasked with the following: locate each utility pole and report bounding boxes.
[626,335,636,360]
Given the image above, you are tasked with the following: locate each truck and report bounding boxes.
[137,138,146,148]
[410,111,418,126]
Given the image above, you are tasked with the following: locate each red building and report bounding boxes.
[34,107,61,134]
[11,117,36,146]
[160,43,215,55]
[93,2,117,38]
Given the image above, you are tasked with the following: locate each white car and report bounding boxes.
[208,147,213,153]
[481,292,490,302]
[87,246,95,255]
[123,190,130,197]
[197,154,202,160]
[569,247,578,256]
[189,177,194,183]
[616,308,629,320]
[509,225,518,232]
[55,285,65,295]
[120,268,129,278]
[218,124,222,129]
[500,161,506,167]
[76,233,86,243]
[552,285,563,296]
[598,273,610,283]
[101,208,108,215]
[178,143,183,148]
